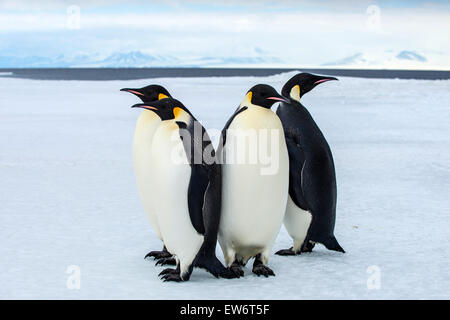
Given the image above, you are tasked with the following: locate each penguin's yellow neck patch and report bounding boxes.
[290,85,301,102]
[246,91,252,103]
[240,91,253,108]
[173,107,191,123]
[158,93,168,100]
[173,107,182,119]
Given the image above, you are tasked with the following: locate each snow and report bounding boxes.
[1,72,450,299]
[321,50,450,70]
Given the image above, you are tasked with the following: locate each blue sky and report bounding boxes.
[0,0,449,68]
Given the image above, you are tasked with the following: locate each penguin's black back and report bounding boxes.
[175,116,226,257]
[176,116,236,277]
[277,100,343,251]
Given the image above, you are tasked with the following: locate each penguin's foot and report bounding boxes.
[236,260,246,267]
[145,250,172,260]
[275,247,297,256]
[195,255,241,279]
[155,257,177,266]
[158,268,179,277]
[252,264,275,277]
[301,241,315,253]
[161,273,183,282]
[252,254,275,277]
[229,261,244,278]
[220,268,241,279]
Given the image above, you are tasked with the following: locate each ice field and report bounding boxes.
[0,72,449,299]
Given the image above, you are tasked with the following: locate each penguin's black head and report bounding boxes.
[131,98,192,122]
[120,84,172,103]
[281,73,338,102]
[244,84,289,109]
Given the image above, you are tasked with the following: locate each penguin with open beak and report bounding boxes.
[275,73,345,255]
[121,85,176,266]
[130,98,237,281]
[217,84,290,277]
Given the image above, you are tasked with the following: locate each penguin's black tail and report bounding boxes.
[194,255,237,279]
[321,236,345,253]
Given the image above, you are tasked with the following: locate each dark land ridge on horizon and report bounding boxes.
[0,68,449,81]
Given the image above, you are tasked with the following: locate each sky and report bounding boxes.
[0,0,449,68]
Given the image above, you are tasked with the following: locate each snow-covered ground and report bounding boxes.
[1,72,449,299]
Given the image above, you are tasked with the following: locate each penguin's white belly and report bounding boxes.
[150,122,204,269]
[133,111,162,240]
[219,106,289,262]
[284,195,312,251]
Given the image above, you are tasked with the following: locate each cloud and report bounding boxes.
[0,5,448,35]
[2,0,449,12]
[0,1,449,68]
[0,0,124,11]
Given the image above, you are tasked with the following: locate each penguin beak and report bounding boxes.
[131,103,158,111]
[267,95,289,103]
[313,77,338,85]
[121,88,144,97]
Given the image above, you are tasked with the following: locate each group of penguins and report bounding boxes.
[121,72,345,282]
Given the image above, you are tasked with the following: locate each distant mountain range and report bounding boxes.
[321,50,448,69]
[0,51,282,68]
[0,50,447,69]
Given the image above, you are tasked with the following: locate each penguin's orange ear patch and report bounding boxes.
[158,93,168,100]
[173,107,182,118]
[242,91,253,106]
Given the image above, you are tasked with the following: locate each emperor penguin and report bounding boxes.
[131,98,236,282]
[275,73,345,255]
[120,85,175,265]
[218,84,290,277]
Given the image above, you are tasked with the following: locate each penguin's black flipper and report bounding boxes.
[186,165,208,235]
[284,131,309,211]
[176,118,238,279]
[193,165,239,279]
[177,120,207,235]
